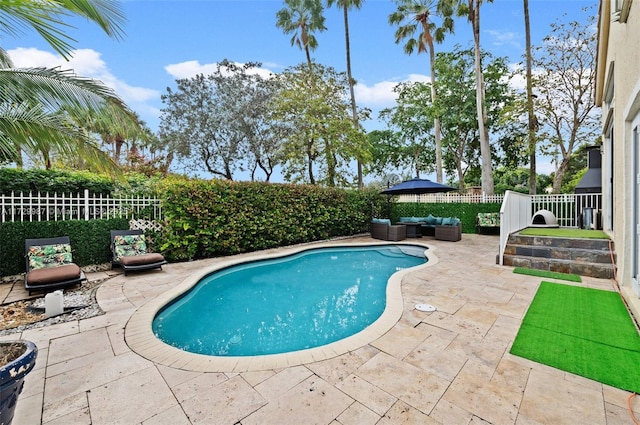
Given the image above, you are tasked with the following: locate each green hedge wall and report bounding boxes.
[0,218,129,277]
[156,180,385,261]
[391,202,501,234]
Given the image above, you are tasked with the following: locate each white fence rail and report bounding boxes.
[397,193,505,204]
[0,190,162,222]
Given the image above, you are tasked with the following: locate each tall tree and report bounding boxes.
[276,0,326,67]
[159,61,269,180]
[271,63,369,186]
[433,47,515,191]
[379,81,436,179]
[0,0,140,176]
[326,0,365,189]
[523,0,537,194]
[533,8,599,193]
[455,0,495,195]
[388,0,455,184]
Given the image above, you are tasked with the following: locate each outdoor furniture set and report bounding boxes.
[23,230,166,294]
[371,215,462,242]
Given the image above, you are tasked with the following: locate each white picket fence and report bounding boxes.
[0,190,162,223]
[397,193,505,204]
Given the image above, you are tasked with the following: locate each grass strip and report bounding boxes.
[519,227,609,239]
[510,281,640,393]
[513,267,581,282]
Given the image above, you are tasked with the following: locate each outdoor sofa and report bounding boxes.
[398,215,462,241]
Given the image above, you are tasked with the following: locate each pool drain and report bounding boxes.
[414,303,436,312]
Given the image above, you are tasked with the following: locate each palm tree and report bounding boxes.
[454,0,494,195]
[326,0,365,188]
[523,0,537,194]
[0,0,142,176]
[276,0,327,67]
[389,0,455,184]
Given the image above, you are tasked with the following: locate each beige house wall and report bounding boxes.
[596,0,640,320]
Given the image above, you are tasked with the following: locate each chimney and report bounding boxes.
[574,146,602,194]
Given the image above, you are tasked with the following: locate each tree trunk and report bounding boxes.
[342,4,363,189]
[428,41,443,184]
[524,0,537,194]
[553,156,570,193]
[471,1,494,195]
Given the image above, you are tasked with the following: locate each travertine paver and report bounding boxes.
[5,234,640,424]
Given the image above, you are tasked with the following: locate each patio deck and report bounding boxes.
[2,234,638,425]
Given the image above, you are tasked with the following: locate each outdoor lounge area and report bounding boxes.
[1,234,637,425]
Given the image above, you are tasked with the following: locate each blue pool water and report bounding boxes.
[152,245,427,356]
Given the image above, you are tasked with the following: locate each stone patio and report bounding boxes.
[2,234,639,424]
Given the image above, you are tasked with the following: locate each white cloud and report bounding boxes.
[356,73,431,108]
[164,60,275,80]
[7,47,159,104]
[485,29,521,49]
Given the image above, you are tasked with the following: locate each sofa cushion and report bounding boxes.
[119,253,165,266]
[27,243,73,270]
[372,218,391,226]
[441,217,453,225]
[434,217,443,225]
[26,263,81,286]
[113,234,148,261]
[424,214,436,225]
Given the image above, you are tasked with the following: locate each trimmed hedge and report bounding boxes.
[391,202,501,234]
[0,218,129,277]
[156,180,385,261]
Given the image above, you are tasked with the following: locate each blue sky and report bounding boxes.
[3,0,597,180]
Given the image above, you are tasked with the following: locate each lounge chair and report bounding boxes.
[110,229,167,276]
[24,236,86,294]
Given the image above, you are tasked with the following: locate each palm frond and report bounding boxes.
[0,67,127,114]
[0,0,125,59]
[0,102,122,177]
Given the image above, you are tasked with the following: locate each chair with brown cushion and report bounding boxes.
[24,236,86,294]
[110,229,167,276]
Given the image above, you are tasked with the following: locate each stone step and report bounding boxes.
[503,244,615,265]
[502,254,615,279]
[507,234,614,251]
[502,233,616,279]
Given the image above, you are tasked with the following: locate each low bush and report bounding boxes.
[156,180,384,261]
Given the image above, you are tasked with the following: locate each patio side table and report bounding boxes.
[398,222,423,238]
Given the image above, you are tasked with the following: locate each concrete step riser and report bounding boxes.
[503,245,615,264]
[503,254,615,279]
[503,234,616,279]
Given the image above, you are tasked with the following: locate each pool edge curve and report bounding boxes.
[124,240,438,372]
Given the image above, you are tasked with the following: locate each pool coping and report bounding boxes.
[124,240,438,372]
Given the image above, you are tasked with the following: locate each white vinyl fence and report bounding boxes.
[0,190,162,223]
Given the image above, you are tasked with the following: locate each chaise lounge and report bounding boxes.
[24,236,86,294]
[110,229,167,276]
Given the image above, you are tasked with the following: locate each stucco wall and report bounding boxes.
[598,0,640,318]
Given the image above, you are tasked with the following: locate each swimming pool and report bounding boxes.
[125,240,435,372]
[152,245,427,356]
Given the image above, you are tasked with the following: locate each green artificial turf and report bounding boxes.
[519,227,609,239]
[510,281,640,393]
[513,267,581,282]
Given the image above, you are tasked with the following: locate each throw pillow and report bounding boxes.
[28,244,73,269]
[114,234,148,261]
